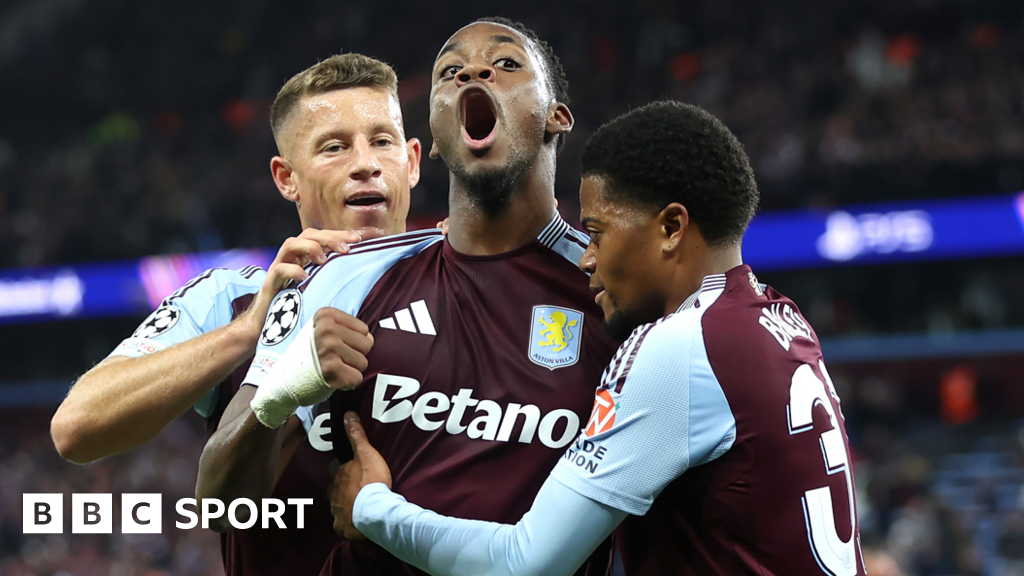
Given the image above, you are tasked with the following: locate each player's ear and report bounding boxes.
[406,138,422,188]
[271,156,299,202]
[659,203,688,254]
[546,102,574,137]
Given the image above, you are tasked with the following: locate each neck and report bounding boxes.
[445,152,557,256]
[663,243,743,316]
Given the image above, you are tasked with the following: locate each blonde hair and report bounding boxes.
[270,53,399,141]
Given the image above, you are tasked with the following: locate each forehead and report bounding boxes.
[436,22,538,63]
[580,176,643,223]
[580,176,609,200]
[293,87,402,130]
[579,177,610,215]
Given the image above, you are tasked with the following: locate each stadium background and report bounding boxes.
[2,0,1024,574]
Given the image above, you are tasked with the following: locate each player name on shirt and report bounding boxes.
[552,265,864,576]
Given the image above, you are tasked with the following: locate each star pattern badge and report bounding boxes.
[133,305,181,339]
[261,290,302,346]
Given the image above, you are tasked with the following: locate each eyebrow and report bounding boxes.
[312,124,401,146]
[490,34,519,46]
[438,42,461,58]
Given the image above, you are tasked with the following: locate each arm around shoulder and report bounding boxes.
[51,230,356,464]
[51,315,261,464]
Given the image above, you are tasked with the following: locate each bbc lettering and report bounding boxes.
[23,494,312,533]
[23,494,63,534]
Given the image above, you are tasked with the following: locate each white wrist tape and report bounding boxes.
[250,320,333,429]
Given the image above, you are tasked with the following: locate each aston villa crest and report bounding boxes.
[529,305,584,370]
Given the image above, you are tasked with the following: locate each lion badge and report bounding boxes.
[529,306,584,370]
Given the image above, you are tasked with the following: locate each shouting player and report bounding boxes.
[332,101,866,576]
[52,53,421,576]
[200,17,618,576]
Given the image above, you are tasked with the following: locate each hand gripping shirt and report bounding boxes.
[244,216,619,576]
[350,265,865,576]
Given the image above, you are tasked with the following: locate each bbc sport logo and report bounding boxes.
[23,494,313,533]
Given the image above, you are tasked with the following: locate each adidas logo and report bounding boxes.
[379,300,436,335]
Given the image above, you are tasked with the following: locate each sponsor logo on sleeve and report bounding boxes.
[116,338,166,356]
[585,389,617,437]
[529,306,584,370]
[260,290,301,346]
[249,352,280,377]
[132,305,180,339]
[562,435,609,474]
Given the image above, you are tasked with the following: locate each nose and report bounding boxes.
[578,243,597,275]
[455,62,496,87]
[350,137,382,181]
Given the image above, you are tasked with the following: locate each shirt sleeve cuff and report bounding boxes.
[551,463,652,516]
[353,483,404,532]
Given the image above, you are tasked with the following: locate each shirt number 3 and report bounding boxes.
[788,360,861,576]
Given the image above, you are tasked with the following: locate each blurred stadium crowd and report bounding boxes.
[0,410,222,576]
[2,0,1024,267]
[1,0,1024,574]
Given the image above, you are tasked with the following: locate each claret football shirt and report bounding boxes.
[340,265,866,576]
[245,215,618,576]
[553,265,865,576]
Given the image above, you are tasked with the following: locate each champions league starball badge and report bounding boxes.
[261,289,301,346]
[132,305,181,339]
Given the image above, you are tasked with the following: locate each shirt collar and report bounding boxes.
[536,212,570,248]
[676,273,728,313]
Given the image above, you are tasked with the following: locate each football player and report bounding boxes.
[198,18,618,576]
[331,101,867,576]
[52,53,421,576]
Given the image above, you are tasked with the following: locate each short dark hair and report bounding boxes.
[475,16,570,153]
[581,101,759,247]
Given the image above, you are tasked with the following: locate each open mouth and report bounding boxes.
[345,192,386,208]
[460,87,498,149]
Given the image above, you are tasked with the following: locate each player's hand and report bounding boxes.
[250,307,370,429]
[330,412,392,540]
[314,308,374,391]
[243,229,361,337]
[435,217,450,236]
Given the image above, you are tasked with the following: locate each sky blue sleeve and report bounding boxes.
[106,267,264,360]
[242,233,443,390]
[103,266,265,418]
[353,476,627,576]
[551,302,737,516]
